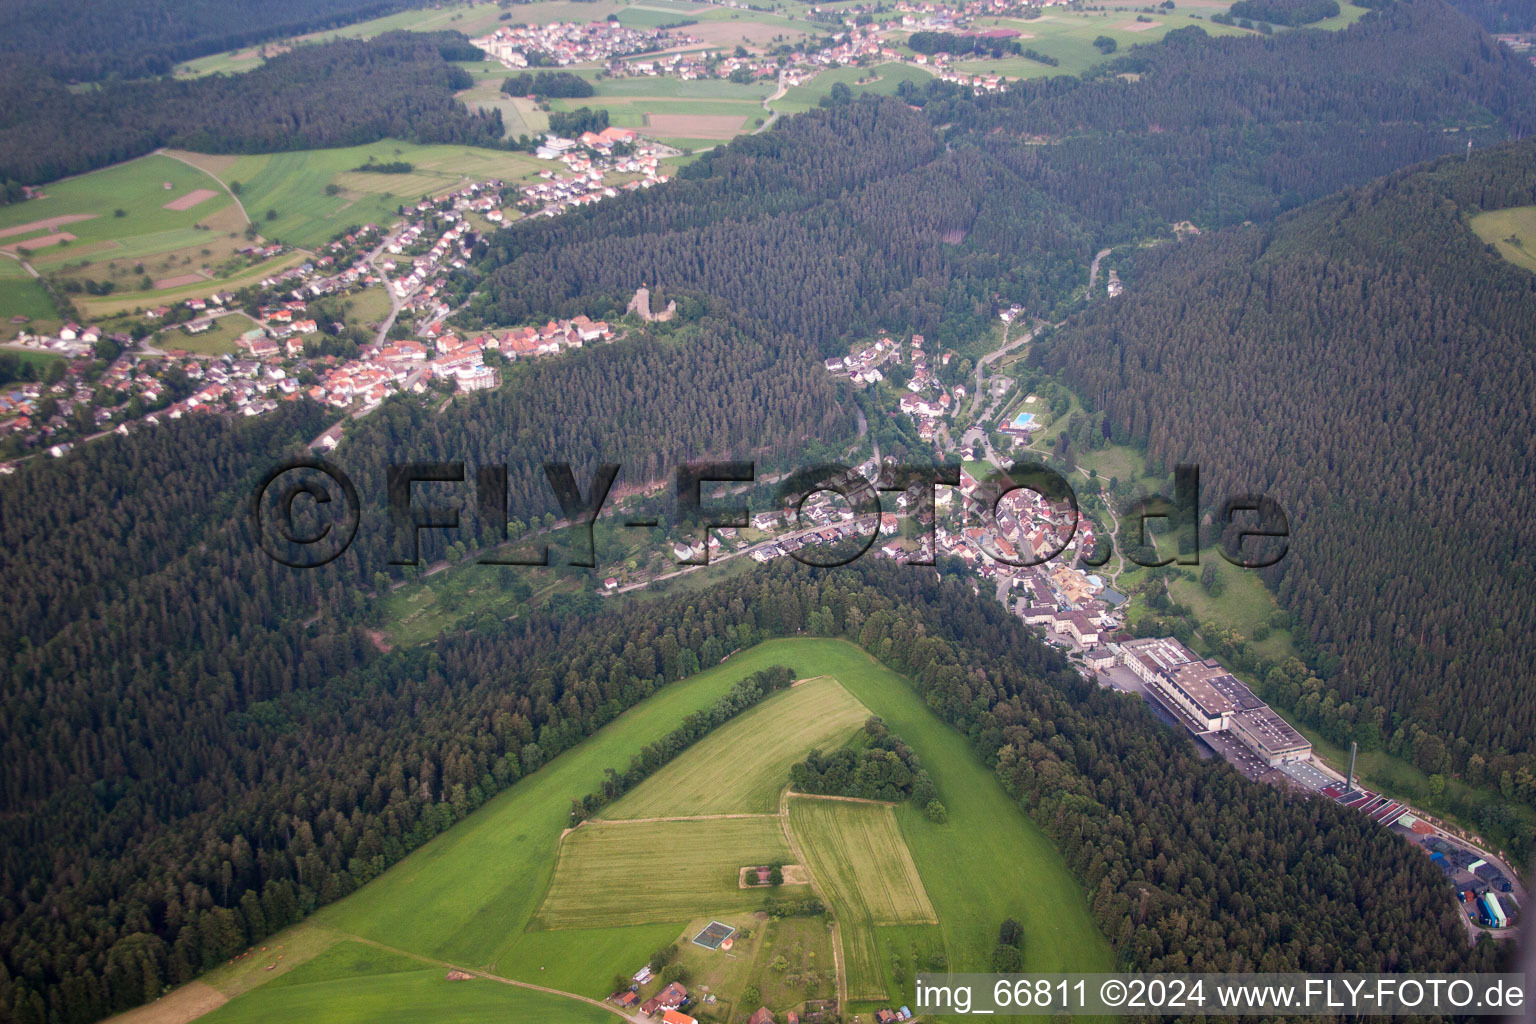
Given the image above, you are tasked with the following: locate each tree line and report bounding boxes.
[568,665,796,824]
[0,0,429,80]
[501,71,595,98]
[1227,0,1341,25]
[0,33,503,186]
[788,715,944,818]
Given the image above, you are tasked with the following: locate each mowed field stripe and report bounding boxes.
[601,674,870,818]
[535,816,802,929]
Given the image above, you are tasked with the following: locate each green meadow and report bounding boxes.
[199,940,617,1024]
[771,63,936,116]
[170,143,545,250]
[1469,205,1536,275]
[182,637,1110,1024]
[600,674,870,818]
[948,8,1270,80]
[0,259,60,338]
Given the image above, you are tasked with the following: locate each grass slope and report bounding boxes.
[535,816,801,928]
[202,638,1109,1022]
[171,143,544,250]
[1469,205,1536,274]
[0,259,60,338]
[199,940,616,1024]
[600,675,870,818]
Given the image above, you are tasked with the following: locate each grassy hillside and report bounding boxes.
[170,143,544,250]
[1469,204,1536,274]
[536,816,802,928]
[183,638,1109,1024]
[600,675,869,818]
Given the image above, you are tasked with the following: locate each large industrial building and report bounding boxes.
[1116,637,1312,767]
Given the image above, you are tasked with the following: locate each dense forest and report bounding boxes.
[1037,141,1536,774]
[0,548,1507,1023]
[788,716,941,810]
[0,33,502,185]
[501,70,596,98]
[0,302,856,1023]
[1228,0,1341,25]
[463,0,1536,350]
[0,0,426,80]
[1446,0,1536,30]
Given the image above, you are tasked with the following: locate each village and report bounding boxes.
[471,19,690,69]
[0,176,632,460]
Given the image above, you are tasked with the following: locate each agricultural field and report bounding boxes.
[168,142,545,250]
[1469,205,1536,274]
[456,75,551,139]
[788,797,935,1000]
[535,817,801,929]
[788,799,935,926]
[599,675,870,818]
[0,153,259,317]
[948,8,1261,80]
[543,75,777,150]
[177,639,1108,1024]
[771,63,936,116]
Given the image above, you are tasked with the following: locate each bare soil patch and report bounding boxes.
[645,113,747,138]
[164,188,220,211]
[1118,19,1161,29]
[2,232,75,253]
[98,982,227,1024]
[153,272,208,289]
[738,863,810,888]
[0,214,95,240]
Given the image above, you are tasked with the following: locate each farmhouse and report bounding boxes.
[749,1009,775,1024]
[641,982,689,1016]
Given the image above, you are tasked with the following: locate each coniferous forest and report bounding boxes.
[0,0,426,80]
[1035,142,1536,770]
[0,33,502,186]
[2,1,1535,1021]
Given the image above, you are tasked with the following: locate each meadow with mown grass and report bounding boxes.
[142,638,1109,1024]
[599,675,870,818]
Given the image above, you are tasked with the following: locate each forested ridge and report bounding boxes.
[0,307,857,1024]
[1036,141,1536,779]
[0,0,425,80]
[0,33,501,186]
[463,0,1536,350]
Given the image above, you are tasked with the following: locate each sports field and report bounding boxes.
[535,816,801,928]
[600,675,869,818]
[1470,205,1536,275]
